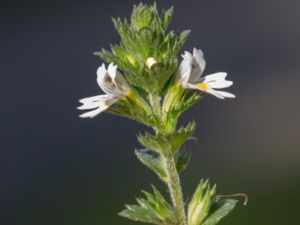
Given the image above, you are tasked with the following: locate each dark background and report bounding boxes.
[1,0,300,224]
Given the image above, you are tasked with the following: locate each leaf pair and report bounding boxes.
[120,178,239,225]
[137,122,196,155]
[119,185,177,225]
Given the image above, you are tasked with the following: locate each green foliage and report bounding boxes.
[119,185,177,225]
[106,91,155,128]
[94,2,190,94]
[202,199,238,225]
[162,84,205,130]
[169,121,196,153]
[174,146,191,174]
[188,180,217,225]
[137,132,171,155]
[135,148,168,183]
[131,2,173,32]
[135,147,191,183]
[188,180,239,225]
[137,122,196,157]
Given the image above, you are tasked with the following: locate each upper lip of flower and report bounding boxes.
[77,63,130,118]
[177,48,235,99]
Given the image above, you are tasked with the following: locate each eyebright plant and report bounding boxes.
[78,3,246,225]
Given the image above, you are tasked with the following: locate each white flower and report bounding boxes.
[78,63,130,118]
[177,48,235,99]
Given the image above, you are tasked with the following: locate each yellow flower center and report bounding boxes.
[197,83,208,90]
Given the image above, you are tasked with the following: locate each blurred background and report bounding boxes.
[1,0,299,224]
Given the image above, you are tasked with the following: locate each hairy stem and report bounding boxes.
[165,155,187,225]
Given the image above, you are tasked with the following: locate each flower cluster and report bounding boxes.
[78,3,243,225]
[78,48,235,118]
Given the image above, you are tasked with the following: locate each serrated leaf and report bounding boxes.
[173,30,191,54]
[131,2,160,32]
[175,146,191,173]
[161,7,174,31]
[188,179,216,225]
[119,185,176,225]
[168,121,196,152]
[135,148,168,182]
[202,199,238,225]
[137,132,172,155]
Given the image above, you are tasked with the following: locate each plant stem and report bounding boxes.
[165,155,187,225]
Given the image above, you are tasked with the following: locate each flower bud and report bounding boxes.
[146,57,158,69]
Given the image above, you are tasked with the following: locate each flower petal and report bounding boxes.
[205,88,226,99]
[108,64,129,94]
[185,82,224,98]
[79,107,108,118]
[193,48,206,73]
[178,51,194,84]
[204,72,227,81]
[185,82,235,99]
[181,48,206,84]
[96,63,116,95]
[204,72,233,89]
[78,97,119,118]
[215,90,236,98]
[78,95,108,110]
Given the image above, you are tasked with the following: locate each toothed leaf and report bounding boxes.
[202,199,238,225]
[135,148,168,182]
[175,146,191,173]
[168,121,196,152]
[137,132,172,155]
[188,179,216,225]
[119,185,176,224]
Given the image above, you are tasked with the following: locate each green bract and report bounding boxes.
[95,3,189,95]
[79,2,243,225]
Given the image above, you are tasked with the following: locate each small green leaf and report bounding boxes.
[119,185,176,225]
[175,146,191,173]
[137,132,172,155]
[161,7,174,31]
[202,199,238,225]
[188,179,216,225]
[131,3,159,32]
[168,121,196,152]
[135,148,168,182]
[173,30,191,54]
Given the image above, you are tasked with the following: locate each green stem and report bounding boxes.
[165,155,187,225]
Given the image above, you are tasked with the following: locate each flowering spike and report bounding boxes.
[78,2,243,225]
